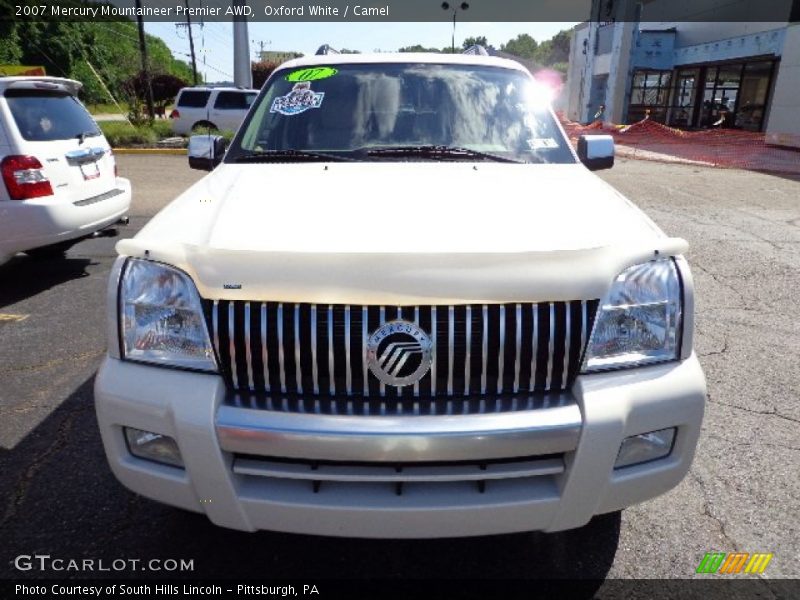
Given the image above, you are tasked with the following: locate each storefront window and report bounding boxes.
[627,69,671,123]
[736,61,773,131]
[636,59,778,131]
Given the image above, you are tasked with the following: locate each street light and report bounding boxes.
[441,2,469,54]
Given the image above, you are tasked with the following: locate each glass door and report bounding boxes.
[668,68,699,128]
[735,61,774,131]
[698,64,742,128]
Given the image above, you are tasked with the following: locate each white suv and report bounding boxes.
[96,54,706,538]
[169,87,257,135]
[0,77,131,264]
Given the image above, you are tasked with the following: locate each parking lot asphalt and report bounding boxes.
[0,155,798,588]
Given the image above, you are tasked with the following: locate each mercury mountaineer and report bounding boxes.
[95,52,706,537]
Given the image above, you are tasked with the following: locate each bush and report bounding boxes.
[252,61,280,89]
[148,120,174,139]
[99,119,226,147]
[99,122,157,146]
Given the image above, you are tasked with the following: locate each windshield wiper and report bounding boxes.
[76,130,100,145]
[230,149,354,163]
[362,145,527,164]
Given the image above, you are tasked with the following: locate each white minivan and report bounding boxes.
[169,87,257,135]
[0,76,131,264]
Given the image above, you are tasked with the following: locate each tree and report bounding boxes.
[0,20,197,106]
[338,48,362,54]
[462,36,488,50]
[0,22,22,63]
[251,61,280,89]
[125,72,187,107]
[500,33,538,60]
[533,29,572,66]
[398,44,441,53]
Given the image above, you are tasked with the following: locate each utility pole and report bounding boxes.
[252,40,272,62]
[232,0,252,87]
[441,2,469,53]
[185,0,198,84]
[177,2,200,84]
[134,0,155,120]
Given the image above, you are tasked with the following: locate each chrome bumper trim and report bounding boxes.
[216,398,582,462]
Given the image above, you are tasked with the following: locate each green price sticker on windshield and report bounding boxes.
[286,67,338,82]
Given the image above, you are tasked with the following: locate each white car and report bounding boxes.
[96,53,706,538]
[169,86,257,135]
[0,76,131,264]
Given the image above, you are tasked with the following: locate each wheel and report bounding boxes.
[191,121,219,133]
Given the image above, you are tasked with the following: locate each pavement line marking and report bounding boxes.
[0,313,29,323]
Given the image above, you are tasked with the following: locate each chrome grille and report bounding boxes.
[208,300,599,413]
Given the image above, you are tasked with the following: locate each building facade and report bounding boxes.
[564,0,800,147]
[258,50,303,64]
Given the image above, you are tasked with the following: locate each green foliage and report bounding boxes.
[2,20,198,106]
[0,22,22,63]
[98,120,174,147]
[462,36,488,50]
[98,122,157,146]
[501,34,538,60]
[252,61,280,89]
[398,45,442,53]
[533,30,572,66]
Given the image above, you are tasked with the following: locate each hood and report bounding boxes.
[119,162,686,304]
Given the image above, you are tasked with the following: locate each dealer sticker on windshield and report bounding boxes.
[286,67,338,82]
[270,82,325,116]
[527,138,559,150]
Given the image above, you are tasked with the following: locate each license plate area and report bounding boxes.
[79,161,101,180]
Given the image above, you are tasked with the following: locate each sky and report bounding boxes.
[144,21,576,83]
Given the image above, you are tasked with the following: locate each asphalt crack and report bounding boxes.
[691,262,752,309]
[698,334,729,358]
[0,402,91,528]
[704,431,800,453]
[707,392,800,425]
[689,469,739,550]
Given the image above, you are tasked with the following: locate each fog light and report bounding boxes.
[124,427,184,468]
[614,427,676,469]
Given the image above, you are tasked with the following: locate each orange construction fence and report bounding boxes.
[558,113,800,176]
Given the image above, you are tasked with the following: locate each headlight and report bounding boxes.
[582,258,682,372]
[120,258,217,371]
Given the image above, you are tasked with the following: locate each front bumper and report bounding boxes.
[94,354,706,538]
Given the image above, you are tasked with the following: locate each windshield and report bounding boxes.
[228,63,575,164]
[5,90,101,142]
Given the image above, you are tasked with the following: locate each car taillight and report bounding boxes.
[1,155,54,200]
[169,109,180,119]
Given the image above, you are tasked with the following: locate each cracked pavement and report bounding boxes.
[0,155,798,584]
[599,159,800,580]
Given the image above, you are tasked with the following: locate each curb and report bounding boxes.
[112,148,187,155]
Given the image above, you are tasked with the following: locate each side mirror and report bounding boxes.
[188,135,227,171]
[577,134,614,171]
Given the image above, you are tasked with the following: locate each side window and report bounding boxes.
[214,91,256,110]
[177,91,211,108]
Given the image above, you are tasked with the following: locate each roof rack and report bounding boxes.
[315,44,340,56]
[462,44,489,56]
